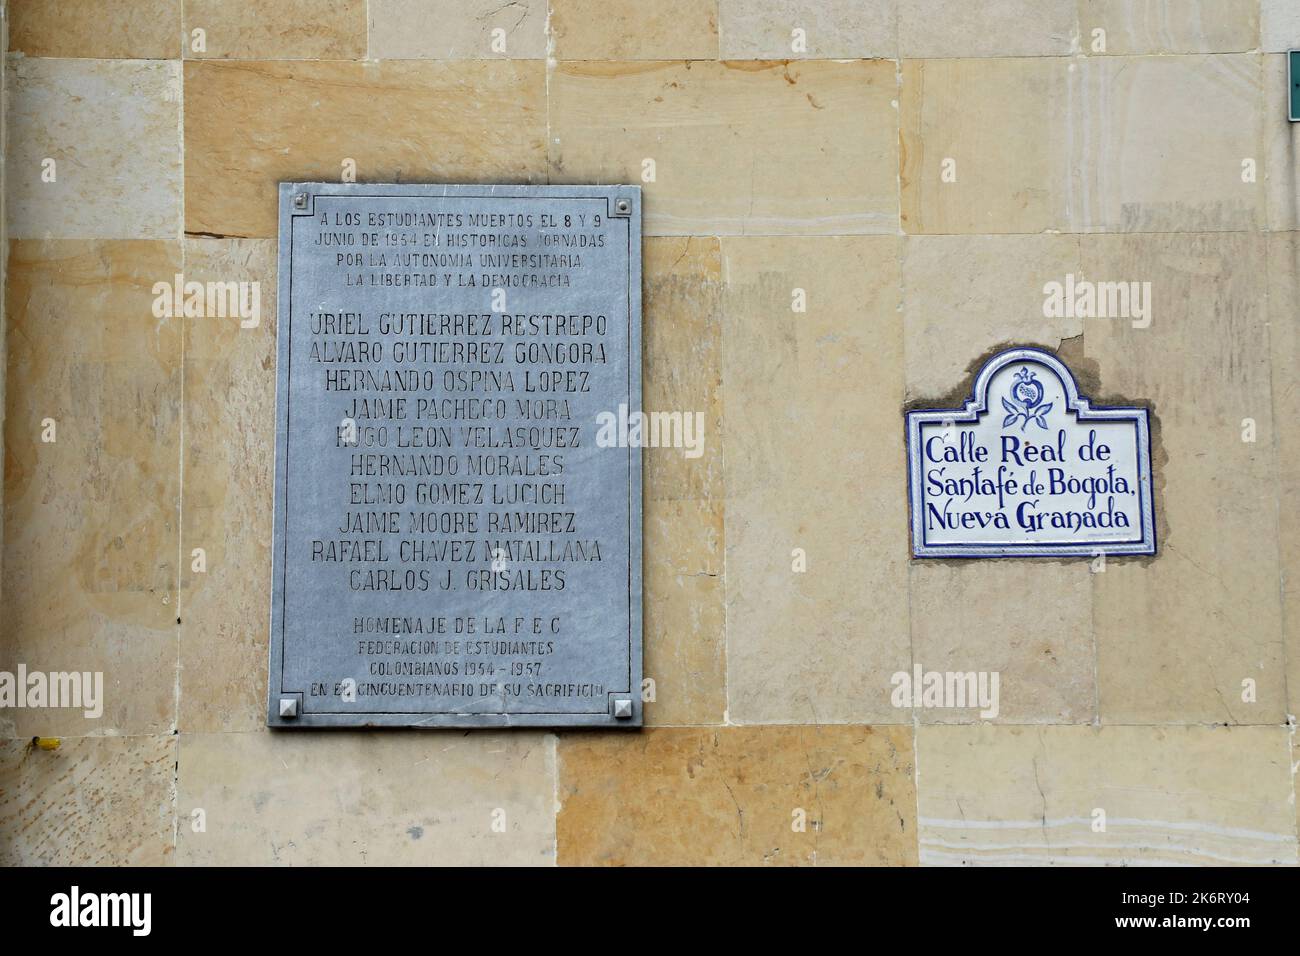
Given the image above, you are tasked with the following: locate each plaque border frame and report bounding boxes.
[906,346,1157,559]
[267,183,643,729]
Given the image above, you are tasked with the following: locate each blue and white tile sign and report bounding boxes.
[906,348,1155,558]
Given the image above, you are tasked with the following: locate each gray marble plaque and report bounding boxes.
[267,184,642,728]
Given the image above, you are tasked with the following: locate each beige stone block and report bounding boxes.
[901,55,1265,235]
[1261,0,1300,53]
[902,234,1085,403]
[642,238,726,725]
[719,0,894,59]
[180,240,277,733]
[722,237,907,724]
[1068,54,1264,232]
[552,0,717,60]
[647,222,723,453]
[185,0,366,59]
[898,0,1076,58]
[1081,233,1284,724]
[557,725,917,865]
[1268,234,1300,715]
[902,236,1103,725]
[175,730,555,865]
[917,725,1296,865]
[10,0,181,58]
[644,238,724,503]
[550,60,898,236]
[371,0,547,59]
[184,60,547,238]
[0,734,175,866]
[910,562,1095,723]
[900,58,1071,235]
[645,499,726,725]
[2,240,181,738]
[1077,0,1258,54]
[7,58,182,240]
[1265,54,1299,232]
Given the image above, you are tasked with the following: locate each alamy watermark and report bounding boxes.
[50,886,150,936]
[0,665,103,719]
[891,664,1000,719]
[152,274,261,328]
[1042,273,1151,329]
[595,404,705,459]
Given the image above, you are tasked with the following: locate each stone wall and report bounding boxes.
[1,0,1297,866]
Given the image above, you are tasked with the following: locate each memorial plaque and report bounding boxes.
[907,347,1155,558]
[267,184,642,728]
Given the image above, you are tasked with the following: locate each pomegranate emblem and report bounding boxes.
[1001,367,1053,430]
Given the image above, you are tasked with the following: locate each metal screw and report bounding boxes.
[279,698,298,718]
[293,193,309,209]
[612,698,633,719]
[615,198,631,214]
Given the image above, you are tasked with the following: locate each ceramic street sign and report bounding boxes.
[906,347,1155,558]
[268,183,642,728]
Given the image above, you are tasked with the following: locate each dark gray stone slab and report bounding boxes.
[268,184,642,728]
